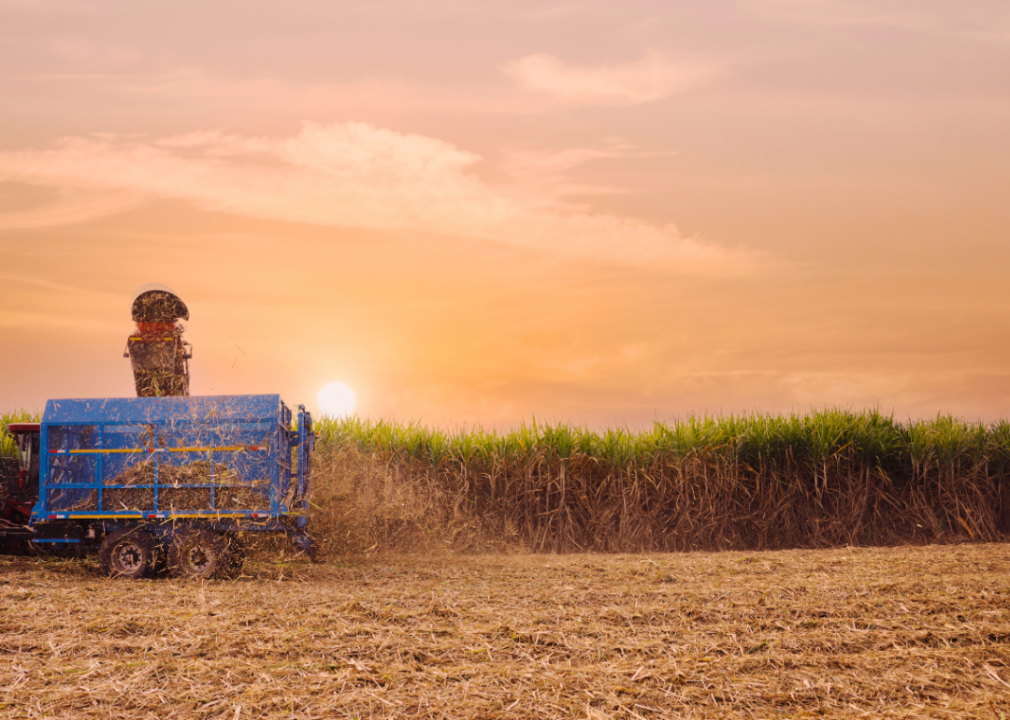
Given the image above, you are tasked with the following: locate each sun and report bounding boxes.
[317,382,357,418]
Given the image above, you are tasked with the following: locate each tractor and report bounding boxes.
[0,284,316,578]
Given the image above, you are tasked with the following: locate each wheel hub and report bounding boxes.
[187,546,213,571]
[113,542,145,572]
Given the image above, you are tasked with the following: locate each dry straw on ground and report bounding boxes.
[2,543,1010,719]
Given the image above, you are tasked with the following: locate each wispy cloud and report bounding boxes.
[503,51,720,106]
[752,0,1010,39]
[0,186,139,229]
[500,145,630,184]
[122,67,540,116]
[0,0,90,16]
[0,122,755,275]
[496,143,662,208]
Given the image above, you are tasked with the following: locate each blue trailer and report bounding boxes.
[6,393,316,579]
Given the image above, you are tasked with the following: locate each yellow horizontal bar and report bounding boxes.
[64,514,141,519]
[48,511,303,520]
[165,446,264,453]
[54,445,265,454]
[151,513,251,519]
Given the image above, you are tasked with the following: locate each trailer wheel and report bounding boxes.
[167,529,230,579]
[99,527,158,579]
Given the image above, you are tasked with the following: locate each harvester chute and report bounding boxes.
[124,283,192,397]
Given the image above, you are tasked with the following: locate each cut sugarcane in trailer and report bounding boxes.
[0,284,316,578]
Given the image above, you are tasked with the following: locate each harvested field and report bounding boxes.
[3,543,1010,719]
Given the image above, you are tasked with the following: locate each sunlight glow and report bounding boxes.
[317,382,356,418]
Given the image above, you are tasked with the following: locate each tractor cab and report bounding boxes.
[2,422,40,523]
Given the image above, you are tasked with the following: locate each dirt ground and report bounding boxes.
[2,543,1010,719]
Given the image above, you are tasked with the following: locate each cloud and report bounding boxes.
[0,122,753,274]
[752,0,1009,39]
[497,143,676,206]
[122,66,542,117]
[503,52,719,106]
[0,0,89,16]
[0,186,139,229]
[503,146,626,175]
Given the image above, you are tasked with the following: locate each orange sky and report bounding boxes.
[2,1,1009,426]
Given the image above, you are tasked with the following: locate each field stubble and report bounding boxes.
[2,544,1010,719]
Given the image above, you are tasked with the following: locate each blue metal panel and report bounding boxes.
[32,394,314,530]
[43,395,282,425]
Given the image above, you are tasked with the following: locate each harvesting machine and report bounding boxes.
[0,285,316,579]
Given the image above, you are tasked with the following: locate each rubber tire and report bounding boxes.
[167,528,230,580]
[99,527,158,579]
